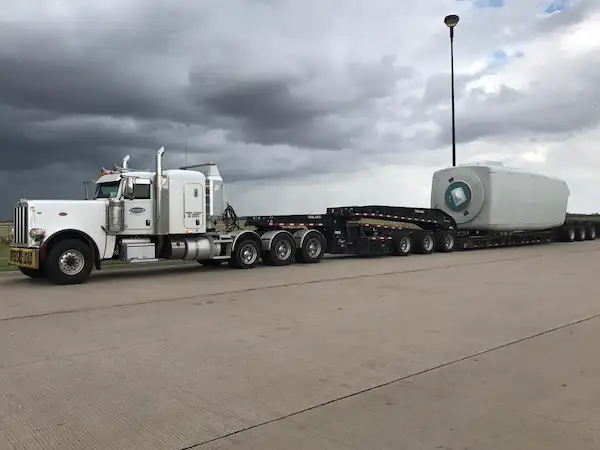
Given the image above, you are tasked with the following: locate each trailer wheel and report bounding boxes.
[575,226,586,242]
[414,232,435,255]
[228,238,260,269]
[585,225,596,241]
[561,225,576,242]
[392,235,412,256]
[45,238,94,285]
[263,232,296,266]
[434,230,455,253]
[294,231,326,264]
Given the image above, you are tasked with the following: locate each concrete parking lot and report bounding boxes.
[0,241,599,449]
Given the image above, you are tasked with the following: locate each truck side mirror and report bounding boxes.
[123,177,135,200]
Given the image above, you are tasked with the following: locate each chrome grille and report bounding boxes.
[13,203,29,245]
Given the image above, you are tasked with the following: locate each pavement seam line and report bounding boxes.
[178,311,600,449]
[0,253,545,323]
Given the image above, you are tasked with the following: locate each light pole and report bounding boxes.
[444,14,459,167]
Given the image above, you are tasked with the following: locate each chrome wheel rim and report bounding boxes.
[400,237,411,253]
[240,243,258,265]
[275,239,292,260]
[59,250,85,276]
[306,237,322,258]
[444,235,454,249]
[424,236,434,251]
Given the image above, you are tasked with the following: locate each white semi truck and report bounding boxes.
[8,147,286,284]
[7,147,597,285]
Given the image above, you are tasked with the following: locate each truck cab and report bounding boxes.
[6,147,263,285]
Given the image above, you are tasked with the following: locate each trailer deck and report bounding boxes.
[246,205,597,259]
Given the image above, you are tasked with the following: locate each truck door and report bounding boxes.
[124,178,154,233]
[184,182,205,231]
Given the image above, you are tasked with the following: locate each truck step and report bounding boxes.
[213,239,234,244]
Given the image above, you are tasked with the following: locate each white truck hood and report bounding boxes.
[15,199,108,246]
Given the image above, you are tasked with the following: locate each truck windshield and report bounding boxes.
[95,181,121,199]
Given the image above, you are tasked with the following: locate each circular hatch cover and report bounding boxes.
[440,170,485,225]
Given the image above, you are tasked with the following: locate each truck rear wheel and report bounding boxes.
[262,232,296,266]
[575,226,586,242]
[228,238,260,269]
[19,267,45,279]
[45,239,94,285]
[294,231,326,263]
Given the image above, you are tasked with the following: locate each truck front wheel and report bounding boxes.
[45,239,94,285]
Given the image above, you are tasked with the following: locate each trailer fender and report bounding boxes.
[293,228,326,250]
[231,230,262,249]
[259,229,295,252]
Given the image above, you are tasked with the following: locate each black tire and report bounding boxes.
[561,225,576,242]
[228,238,260,269]
[44,239,94,285]
[434,230,455,253]
[585,225,596,241]
[262,232,296,266]
[19,267,46,279]
[197,259,223,266]
[575,226,586,242]
[294,231,326,264]
[392,235,412,256]
[414,232,435,255]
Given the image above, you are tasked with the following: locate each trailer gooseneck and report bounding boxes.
[6,148,597,285]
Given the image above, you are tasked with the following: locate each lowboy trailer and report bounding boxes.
[244,205,597,264]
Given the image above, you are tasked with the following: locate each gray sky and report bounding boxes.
[1,0,599,217]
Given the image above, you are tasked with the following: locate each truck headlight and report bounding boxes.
[29,228,45,239]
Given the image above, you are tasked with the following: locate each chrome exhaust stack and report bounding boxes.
[155,147,165,234]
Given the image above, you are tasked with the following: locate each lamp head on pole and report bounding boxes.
[444,14,460,28]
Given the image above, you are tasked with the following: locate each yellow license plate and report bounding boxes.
[8,248,39,269]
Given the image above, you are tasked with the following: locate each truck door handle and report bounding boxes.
[146,220,151,226]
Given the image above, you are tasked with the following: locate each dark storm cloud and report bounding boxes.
[0,1,413,181]
[187,56,414,150]
[0,3,202,119]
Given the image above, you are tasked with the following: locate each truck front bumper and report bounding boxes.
[7,246,40,270]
